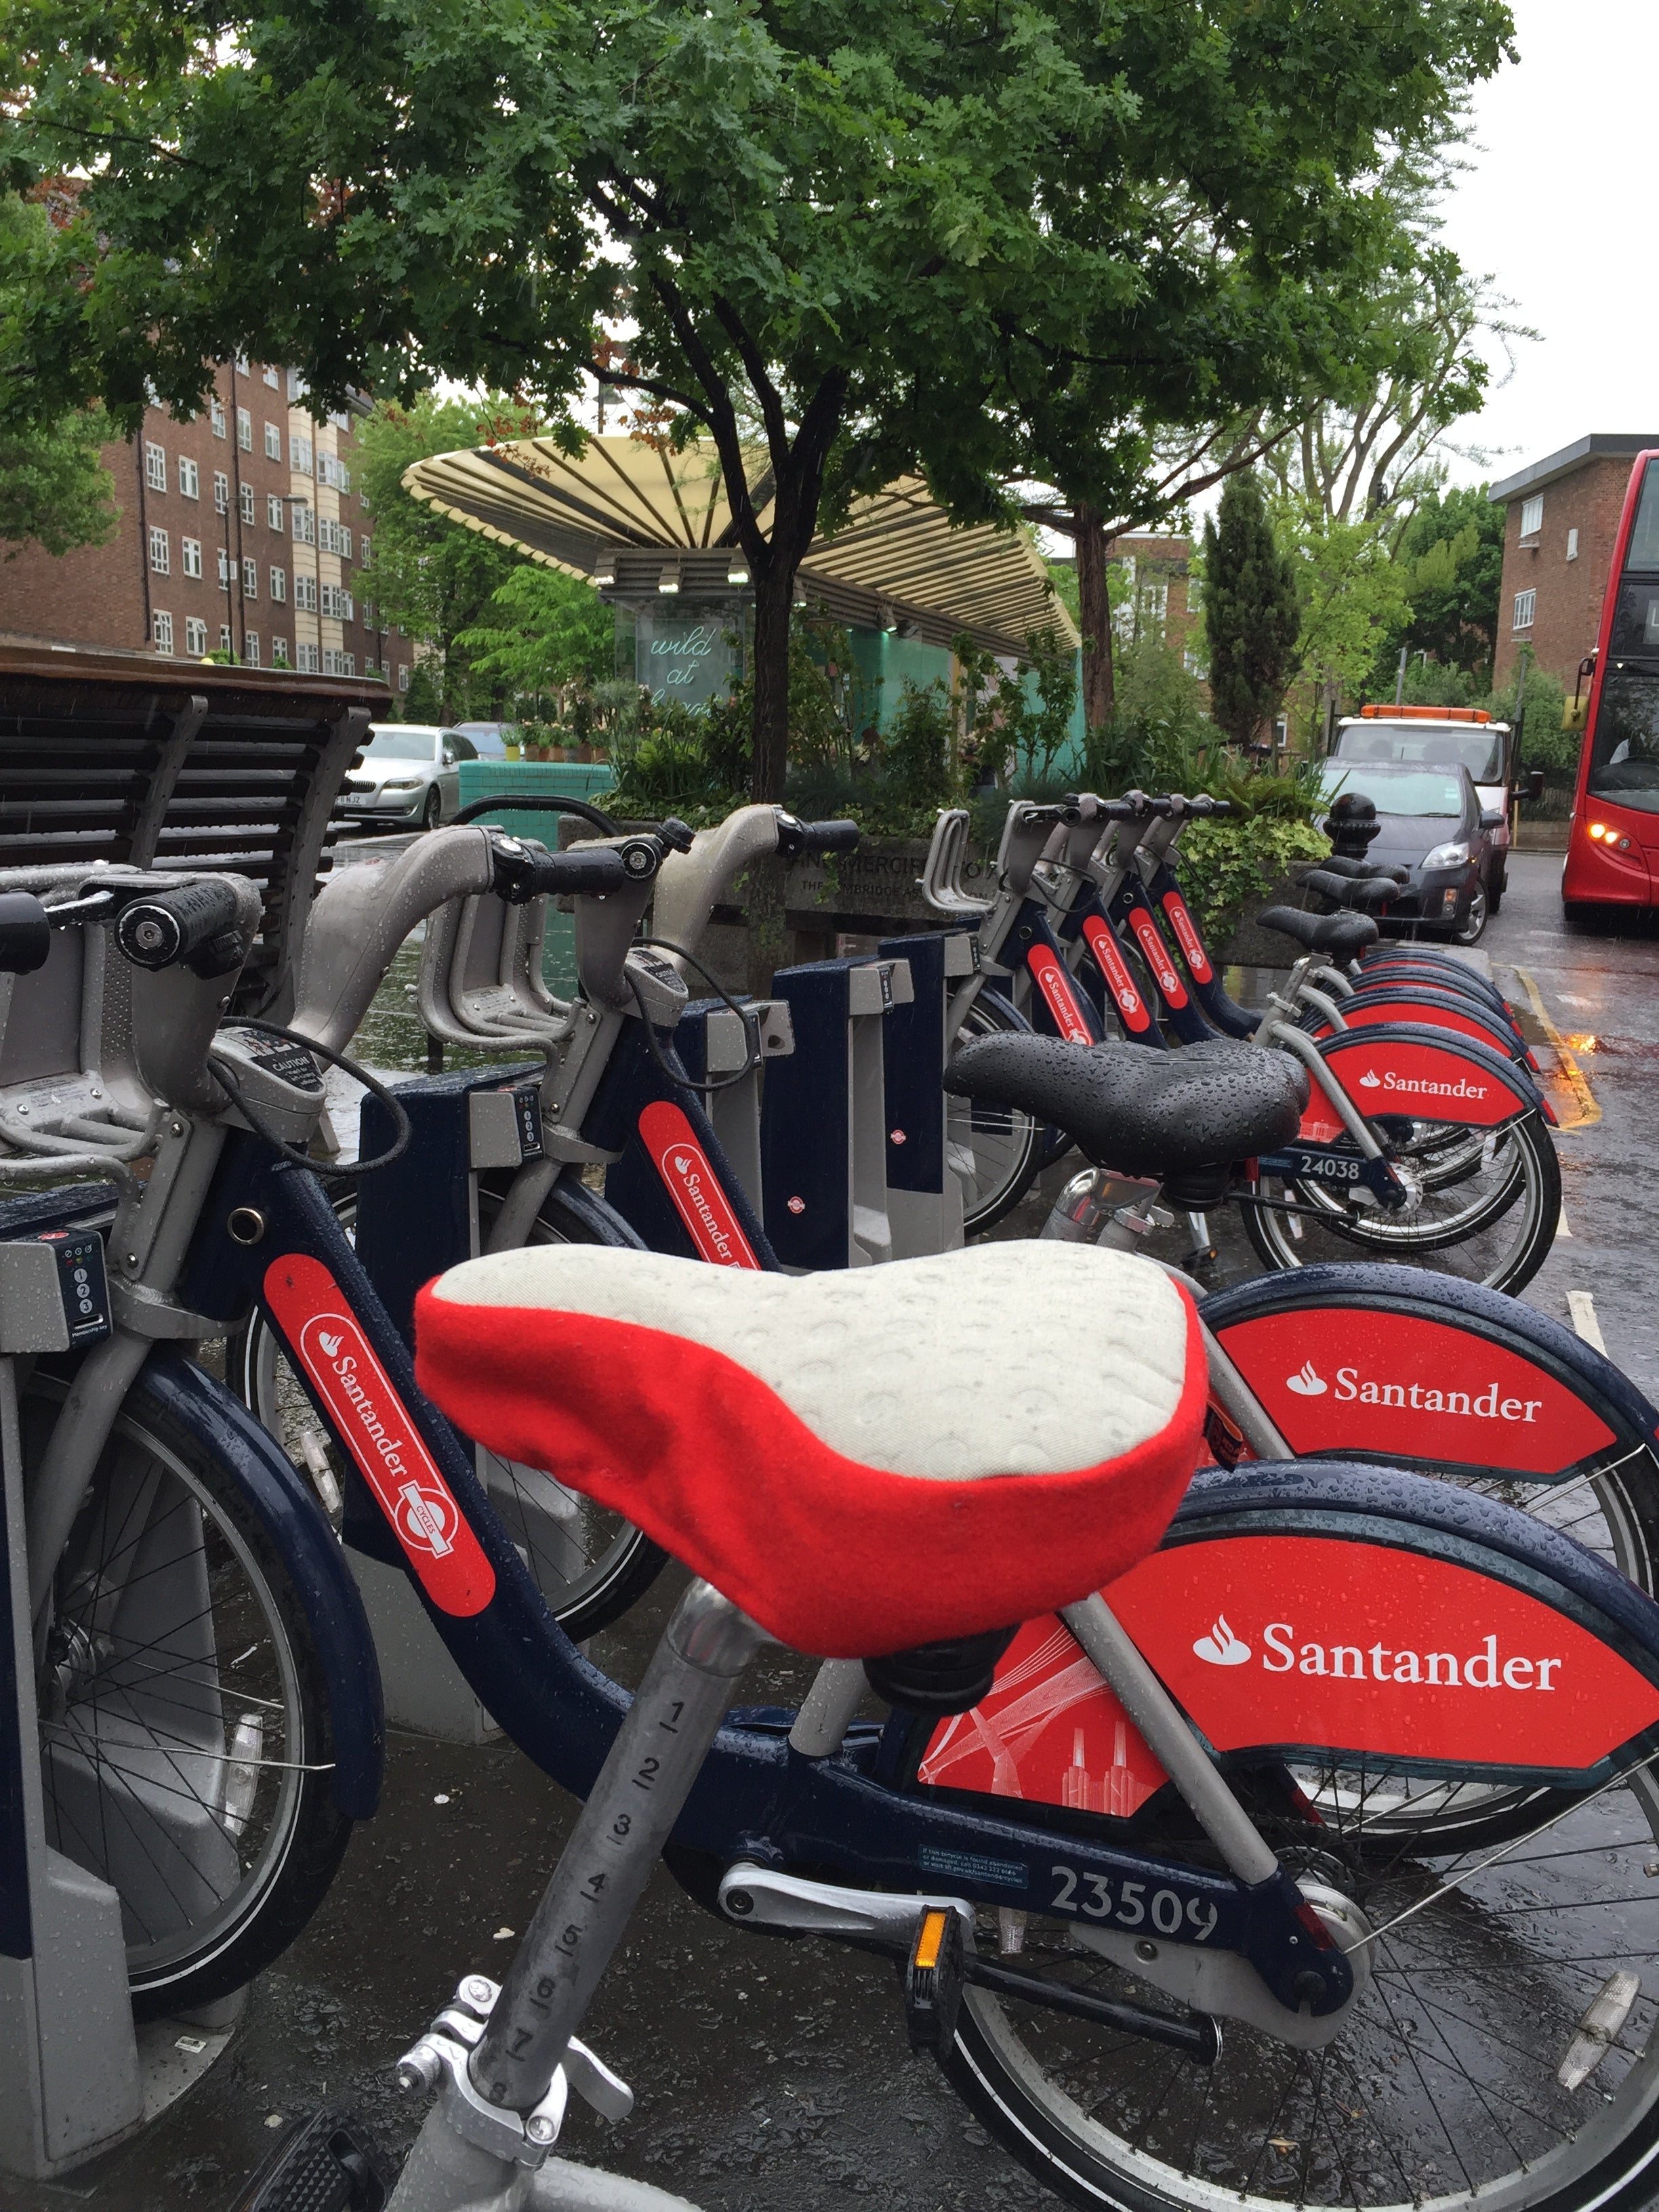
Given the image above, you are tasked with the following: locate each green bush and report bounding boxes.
[1172,813,1330,950]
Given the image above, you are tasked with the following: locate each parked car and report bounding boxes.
[1317,758,1505,943]
[1327,706,1544,909]
[335,724,478,831]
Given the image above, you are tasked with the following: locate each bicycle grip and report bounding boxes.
[525,848,630,896]
[800,819,861,855]
[0,893,49,975]
[115,880,246,970]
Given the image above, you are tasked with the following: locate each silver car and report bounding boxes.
[337,724,478,831]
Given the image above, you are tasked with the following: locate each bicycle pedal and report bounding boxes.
[903,1905,966,2057]
[230,2107,391,2212]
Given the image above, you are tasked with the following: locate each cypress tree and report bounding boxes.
[1203,474,1301,748]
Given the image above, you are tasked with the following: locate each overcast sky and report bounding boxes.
[1436,0,1659,487]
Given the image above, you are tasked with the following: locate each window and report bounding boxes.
[398,663,411,692]
[318,452,351,493]
[148,525,170,575]
[1513,588,1537,632]
[245,632,260,665]
[242,556,258,598]
[218,550,232,590]
[268,494,286,531]
[319,516,353,556]
[1568,527,1580,562]
[290,432,314,474]
[236,407,252,451]
[266,565,285,602]
[360,535,371,568]
[144,442,167,492]
[272,636,290,668]
[264,421,282,462]
[182,536,203,579]
[291,503,315,544]
[233,351,250,374]
[1520,493,1544,541]
[361,601,375,629]
[262,364,279,388]
[321,582,354,621]
[184,616,207,655]
[210,396,226,439]
[286,368,306,401]
[239,483,255,525]
[178,457,199,499]
[297,642,321,674]
[218,623,232,653]
[294,572,318,613]
[323,649,356,676]
[152,610,174,653]
[213,470,229,514]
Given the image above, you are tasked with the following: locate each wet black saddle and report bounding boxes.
[1301,869,1396,914]
[944,1036,1307,1179]
[1257,906,1380,958]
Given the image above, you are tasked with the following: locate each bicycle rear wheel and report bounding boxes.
[943,1484,1659,2212]
[229,1183,664,1639]
[1239,1109,1559,1292]
[32,1371,348,2016]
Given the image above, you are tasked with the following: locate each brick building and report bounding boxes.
[1489,433,1659,692]
[0,359,413,693]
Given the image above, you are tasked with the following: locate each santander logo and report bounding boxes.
[638,1100,760,1268]
[1193,1614,1250,1665]
[1126,909,1187,1005]
[1359,1066,1488,1101]
[1081,915,1151,1032]
[1161,893,1214,984]
[1027,943,1094,1045]
[262,1254,496,1617]
[1285,1361,1328,1397]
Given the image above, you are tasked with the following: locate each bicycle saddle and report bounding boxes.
[942,1036,1306,1179]
[1302,867,1395,914]
[1257,906,1380,958]
[414,1243,1204,1657]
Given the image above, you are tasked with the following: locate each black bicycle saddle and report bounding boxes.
[1302,868,1395,914]
[1257,907,1380,958]
[944,1035,1307,1178]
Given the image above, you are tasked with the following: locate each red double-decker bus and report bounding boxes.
[1562,448,1659,914]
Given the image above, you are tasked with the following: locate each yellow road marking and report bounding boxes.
[1568,1290,1607,1353]
[1512,966,1601,1130]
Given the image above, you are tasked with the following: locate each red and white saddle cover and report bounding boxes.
[415,1242,1204,1656]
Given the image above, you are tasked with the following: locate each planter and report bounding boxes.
[1213,861,1324,967]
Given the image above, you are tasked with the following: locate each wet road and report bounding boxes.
[9,851,1659,2212]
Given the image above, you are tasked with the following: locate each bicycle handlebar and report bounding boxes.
[491,840,629,904]
[113,879,249,973]
[778,815,861,859]
[0,892,50,975]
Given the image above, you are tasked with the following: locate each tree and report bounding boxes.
[1203,474,1300,750]
[0,194,115,554]
[355,394,540,721]
[455,564,614,723]
[5,0,1515,808]
[1372,481,1507,689]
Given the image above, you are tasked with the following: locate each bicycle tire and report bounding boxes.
[1238,1107,1559,1294]
[31,1369,350,2016]
[228,1184,665,1641]
[952,992,1043,1234]
[939,1483,1659,2212]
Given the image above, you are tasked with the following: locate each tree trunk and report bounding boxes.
[1076,504,1115,730]
[749,557,793,806]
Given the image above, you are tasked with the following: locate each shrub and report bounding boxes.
[1172,813,1330,950]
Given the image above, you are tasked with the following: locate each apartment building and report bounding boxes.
[0,359,413,693]
[1490,433,1659,691]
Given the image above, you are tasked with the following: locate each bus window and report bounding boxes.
[1626,457,1659,573]
[1609,581,1659,656]
[1587,663,1659,811]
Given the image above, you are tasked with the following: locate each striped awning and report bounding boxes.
[403,435,1076,657]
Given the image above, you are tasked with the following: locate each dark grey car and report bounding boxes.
[1317,759,1505,943]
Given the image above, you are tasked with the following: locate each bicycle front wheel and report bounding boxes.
[33,1371,349,2016]
[951,994,1042,1233]
[228,1183,664,1640]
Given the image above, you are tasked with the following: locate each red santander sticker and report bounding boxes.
[263,1254,496,1616]
[1160,891,1214,985]
[1082,915,1151,1033]
[638,1100,760,1267]
[1025,943,1095,1044]
[1214,1305,1616,1475]
[1126,907,1188,1006]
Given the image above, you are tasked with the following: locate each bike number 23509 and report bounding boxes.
[1050,1865,1218,1940]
